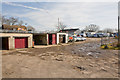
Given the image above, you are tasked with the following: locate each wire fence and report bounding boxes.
[101,37,117,46]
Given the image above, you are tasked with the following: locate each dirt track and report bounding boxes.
[2,38,119,78]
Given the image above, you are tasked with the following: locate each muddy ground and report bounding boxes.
[2,38,119,78]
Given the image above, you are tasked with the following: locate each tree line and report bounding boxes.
[0,15,116,33]
[0,15,35,31]
[84,24,116,33]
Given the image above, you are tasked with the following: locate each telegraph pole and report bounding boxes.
[118,16,120,45]
[58,18,60,31]
[58,18,59,28]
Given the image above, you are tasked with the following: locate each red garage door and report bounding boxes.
[15,37,28,48]
[52,34,56,44]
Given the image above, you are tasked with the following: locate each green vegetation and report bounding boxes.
[101,43,120,50]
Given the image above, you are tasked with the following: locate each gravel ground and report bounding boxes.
[2,38,119,78]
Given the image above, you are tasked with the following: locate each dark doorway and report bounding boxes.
[2,37,9,50]
[59,35,63,43]
[63,35,66,43]
[59,35,66,43]
[33,34,47,45]
[33,35,41,45]
[49,34,52,45]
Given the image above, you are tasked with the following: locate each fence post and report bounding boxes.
[118,16,120,45]
[101,37,103,46]
[109,36,110,44]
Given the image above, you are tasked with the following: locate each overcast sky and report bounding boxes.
[2,1,118,31]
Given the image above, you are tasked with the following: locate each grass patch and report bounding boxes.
[101,43,120,50]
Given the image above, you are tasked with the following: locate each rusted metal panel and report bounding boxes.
[52,34,56,44]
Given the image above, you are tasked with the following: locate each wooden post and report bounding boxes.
[101,37,103,46]
[109,36,110,44]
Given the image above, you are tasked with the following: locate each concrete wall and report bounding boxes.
[0,33,33,49]
[47,34,49,45]
[57,33,68,44]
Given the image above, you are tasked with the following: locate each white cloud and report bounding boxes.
[3,2,118,31]
[3,2,49,13]
[2,0,120,2]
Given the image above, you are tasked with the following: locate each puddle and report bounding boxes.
[17,51,32,54]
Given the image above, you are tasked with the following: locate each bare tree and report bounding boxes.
[2,16,19,25]
[0,14,2,25]
[2,16,7,25]
[104,28,113,33]
[1,16,10,25]
[18,20,23,26]
[27,25,35,32]
[9,17,18,25]
[0,14,2,29]
[85,24,99,32]
[5,19,11,25]
[56,22,66,31]
[1,16,35,32]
